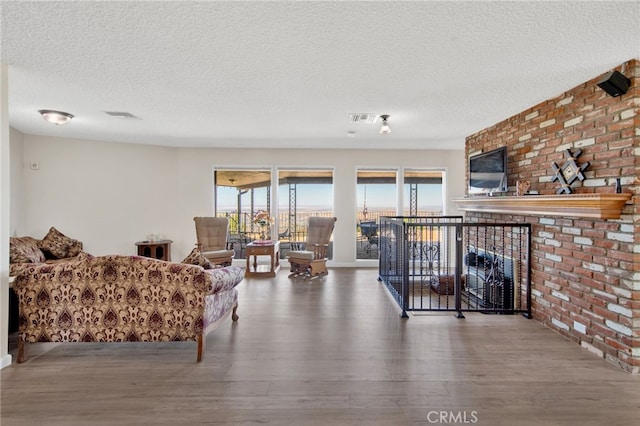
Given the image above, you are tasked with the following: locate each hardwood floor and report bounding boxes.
[2,268,638,425]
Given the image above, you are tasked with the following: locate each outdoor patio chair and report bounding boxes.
[194,217,235,267]
[287,217,337,279]
[359,220,379,253]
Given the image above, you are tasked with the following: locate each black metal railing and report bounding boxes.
[379,217,531,318]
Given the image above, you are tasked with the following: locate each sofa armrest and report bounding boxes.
[9,263,31,277]
[204,265,244,294]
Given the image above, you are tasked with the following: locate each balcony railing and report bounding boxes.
[218,209,443,260]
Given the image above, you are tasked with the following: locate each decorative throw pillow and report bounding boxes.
[182,248,213,269]
[66,239,84,257]
[9,236,46,264]
[38,227,83,259]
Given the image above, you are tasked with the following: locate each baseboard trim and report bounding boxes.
[1,354,12,369]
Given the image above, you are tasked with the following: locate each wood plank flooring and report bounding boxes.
[1,268,639,425]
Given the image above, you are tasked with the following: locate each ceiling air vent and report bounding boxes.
[105,111,141,120]
[348,113,378,124]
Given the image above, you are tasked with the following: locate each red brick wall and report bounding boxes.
[465,59,639,373]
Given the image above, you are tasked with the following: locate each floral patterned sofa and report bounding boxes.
[9,227,85,277]
[13,254,244,363]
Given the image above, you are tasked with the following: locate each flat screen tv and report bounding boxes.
[468,146,508,195]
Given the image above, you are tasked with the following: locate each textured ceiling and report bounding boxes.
[1,1,639,150]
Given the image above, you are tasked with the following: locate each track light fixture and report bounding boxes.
[379,114,391,134]
[38,109,74,125]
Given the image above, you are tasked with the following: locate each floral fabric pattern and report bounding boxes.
[204,264,245,294]
[10,231,88,278]
[37,226,83,259]
[9,237,46,264]
[14,255,243,353]
[10,256,87,277]
[182,248,213,269]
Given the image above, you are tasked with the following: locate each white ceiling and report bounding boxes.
[1,1,638,150]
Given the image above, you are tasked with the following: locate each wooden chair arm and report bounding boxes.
[311,243,329,260]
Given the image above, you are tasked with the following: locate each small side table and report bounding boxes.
[245,241,280,277]
[135,240,172,261]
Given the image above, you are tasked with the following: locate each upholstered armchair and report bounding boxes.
[194,217,235,267]
[287,217,337,279]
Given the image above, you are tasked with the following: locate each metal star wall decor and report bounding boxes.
[551,149,590,194]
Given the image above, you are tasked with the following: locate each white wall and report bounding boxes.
[1,64,11,368]
[21,135,180,256]
[15,133,466,266]
[10,128,24,236]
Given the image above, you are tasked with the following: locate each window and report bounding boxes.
[277,169,334,258]
[214,169,271,259]
[356,169,397,259]
[402,169,444,216]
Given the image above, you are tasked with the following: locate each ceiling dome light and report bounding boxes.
[379,114,391,134]
[38,109,74,125]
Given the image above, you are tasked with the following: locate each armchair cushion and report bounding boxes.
[201,249,235,260]
[287,250,315,261]
[38,227,83,259]
[9,237,46,264]
[182,248,214,269]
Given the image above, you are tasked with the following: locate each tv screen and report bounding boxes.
[468,146,508,195]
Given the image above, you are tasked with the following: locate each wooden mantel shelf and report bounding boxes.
[452,193,632,220]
